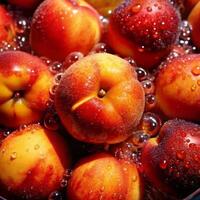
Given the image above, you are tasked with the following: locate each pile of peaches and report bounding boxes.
[0,0,200,199]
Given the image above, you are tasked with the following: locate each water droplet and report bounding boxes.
[146,7,152,12]
[132,175,137,182]
[132,4,142,13]
[159,160,168,169]
[39,152,46,159]
[176,150,186,160]
[192,66,200,76]
[191,84,196,91]
[138,46,145,52]
[34,144,40,150]
[10,152,17,160]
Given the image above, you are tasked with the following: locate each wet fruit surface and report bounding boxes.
[0,0,199,200]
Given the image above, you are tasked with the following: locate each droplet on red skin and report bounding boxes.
[111,0,181,51]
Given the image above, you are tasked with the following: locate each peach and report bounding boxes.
[188,1,200,48]
[141,119,200,197]
[55,53,145,144]
[8,0,43,9]
[107,0,181,68]
[30,0,101,61]
[0,50,54,128]
[0,5,16,46]
[67,152,142,200]
[155,54,200,120]
[0,124,70,199]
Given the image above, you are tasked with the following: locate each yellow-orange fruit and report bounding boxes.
[0,50,53,128]
[0,124,70,199]
[67,153,142,200]
[155,54,200,120]
[55,53,145,144]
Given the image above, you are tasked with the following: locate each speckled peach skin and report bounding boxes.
[55,53,145,144]
[0,124,70,199]
[30,0,101,61]
[155,54,200,120]
[67,153,142,200]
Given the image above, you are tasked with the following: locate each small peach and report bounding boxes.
[0,124,70,199]
[55,53,145,144]
[67,153,142,200]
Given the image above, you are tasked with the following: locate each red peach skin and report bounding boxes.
[30,0,101,61]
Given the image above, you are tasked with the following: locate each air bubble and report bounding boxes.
[131,131,150,148]
[91,43,109,53]
[141,80,155,94]
[54,73,63,84]
[49,62,63,74]
[60,169,72,188]
[139,112,162,137]
[145,94,156,111]
[63,51,84,70]
[48,191,63,200]
[43,112,59,131]
[135,67,148,81]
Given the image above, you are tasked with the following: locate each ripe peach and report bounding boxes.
[0,5,16,45]
[67,153,142,200]
[141,119,200,197]
[188,1,200,48]
[0,50,54,128]
[155,54,200,120]
[30,0,101,61]
[8,0,43,9]
[107,0,181,68]
[55,53,145,144]
[0,124,70,199]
